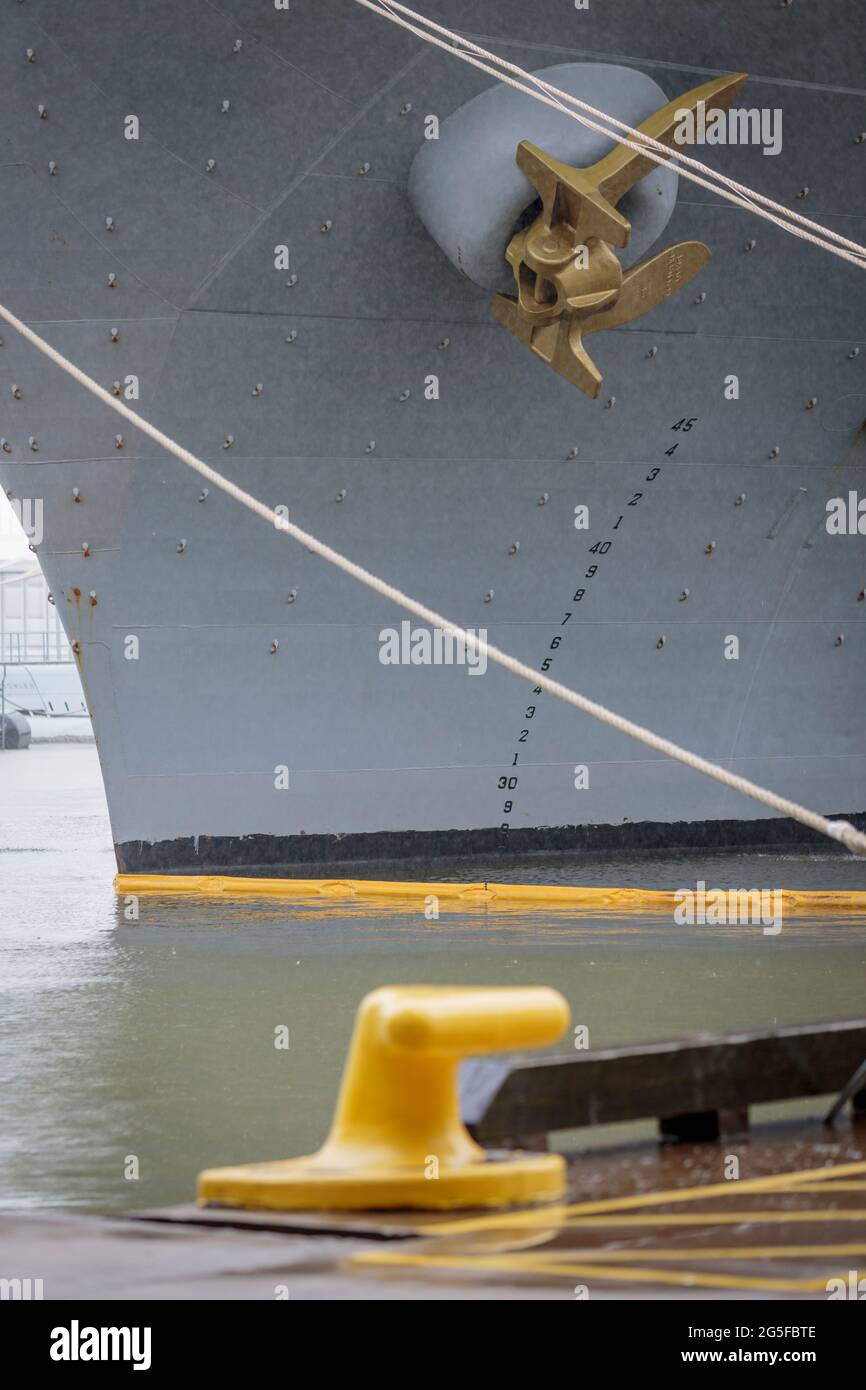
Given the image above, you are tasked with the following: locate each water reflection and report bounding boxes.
[1,747,865,1215]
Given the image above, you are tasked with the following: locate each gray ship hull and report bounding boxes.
[2,0,865,873]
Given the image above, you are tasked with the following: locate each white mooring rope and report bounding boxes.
[356,0,866,271]
[0,297,863,856]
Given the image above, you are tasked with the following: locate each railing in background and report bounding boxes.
[0,629,73,664]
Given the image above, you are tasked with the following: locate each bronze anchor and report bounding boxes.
[491,72,748,399]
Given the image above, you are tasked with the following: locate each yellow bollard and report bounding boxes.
[198,985,570,1211]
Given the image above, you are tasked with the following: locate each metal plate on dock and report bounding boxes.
[129,1204,474,1240]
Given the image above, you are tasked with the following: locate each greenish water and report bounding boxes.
[1,744,865,1214]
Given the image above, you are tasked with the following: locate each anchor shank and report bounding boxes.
[588,72,749,205]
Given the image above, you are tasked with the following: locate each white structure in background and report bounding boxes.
[0,559,88,719]
[0,558,70,664]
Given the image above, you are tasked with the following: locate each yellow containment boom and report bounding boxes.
[198,985,570,1211]
[116,873,866,916]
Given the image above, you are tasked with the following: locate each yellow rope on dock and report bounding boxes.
[348,1248,850,1294]
[350,1158,866,1292]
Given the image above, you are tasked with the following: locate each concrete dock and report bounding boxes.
[4,1116,864,1300]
